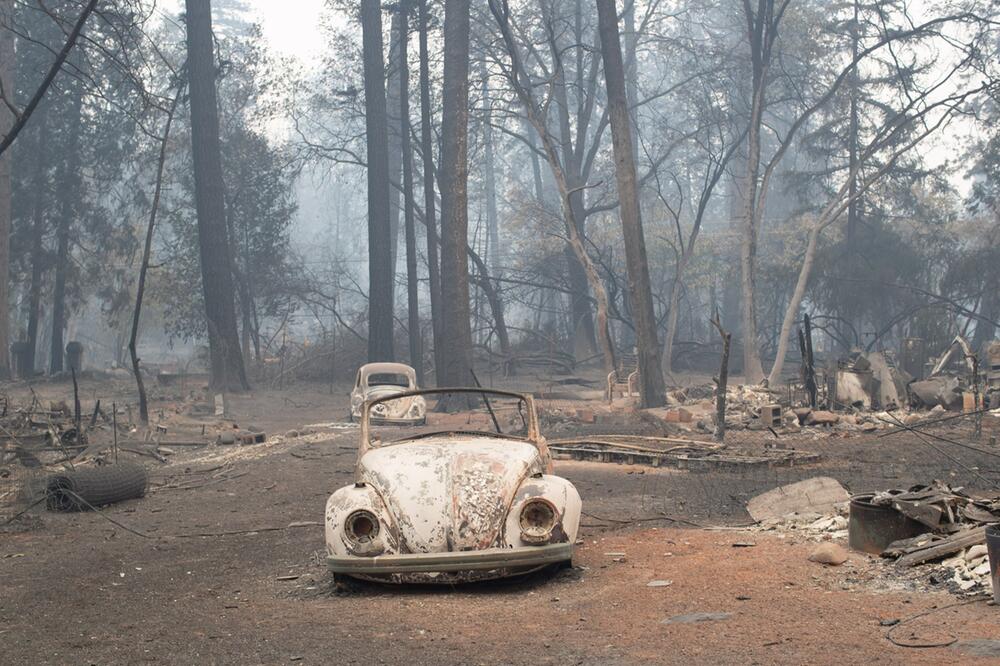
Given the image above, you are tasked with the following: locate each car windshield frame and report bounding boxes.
[359,363,417,388]
[365,373,412,388]
[361,387,540,447]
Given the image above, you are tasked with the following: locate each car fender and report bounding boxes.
[503,474,582,548]
[325,483,400,558]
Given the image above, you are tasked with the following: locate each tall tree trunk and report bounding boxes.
[480,60,501,276]
[722,161,744,337]
[767,228,820,386]
[548,4,597,361]
[565,216,597,361]
[737,0,778,385]
[417,0,443,383]
[622,0,640,167]
[398,4,423,386]
[661,256,686,376]
[739,59,766,384]
[437,0,473,388]
[843,0,861,350]
[25,108,49,377]
[48,211,69,374]
[361,0,395,362]
[596,0,665,408]
[0,0,13,379]
[131,90,180,425]
[50,71,83,375]
[386,9,404,275]
[184,0,249,391]
[524,118,545,204]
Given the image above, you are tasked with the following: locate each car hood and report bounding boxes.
[358,436,543,553]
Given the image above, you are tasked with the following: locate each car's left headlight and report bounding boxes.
[519,498,557,544]
[343,509,384,556]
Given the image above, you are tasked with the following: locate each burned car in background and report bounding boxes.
[326,388,582,583]
[349,363,426,425]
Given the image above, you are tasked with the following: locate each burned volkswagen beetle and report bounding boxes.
[349,362,426,425]
[325,388,581,583]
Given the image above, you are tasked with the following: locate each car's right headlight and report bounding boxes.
[371,402,388,416]
[519,499,557,544]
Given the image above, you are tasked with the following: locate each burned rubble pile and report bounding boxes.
[0,395,96,470]
[659,341,1000,437]
[750,478,999,597]
[854,484,1000,593]
[0,388,285,523]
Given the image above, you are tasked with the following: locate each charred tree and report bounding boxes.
[185,0,249,392]
[437,0,474,388]
[417,0,443,382]
[0,0,13,378]
[131,91,181,425]
[397,3,423,386]
[361,0,395,362]
[49,69,83,375]
[710,311,731,444]
[25,106,50,376]
[386,8,405,273]
[480,60,500,277]
[737,0,782,385]
[596,0,664,408]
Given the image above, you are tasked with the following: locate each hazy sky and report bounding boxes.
[160,0,330,64]
[245,0,328,63]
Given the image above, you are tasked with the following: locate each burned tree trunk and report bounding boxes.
[596,0,665,409]
[0,0,13,378]
[417,0,443,382]
[361,0,395,362]
[50,70,84,375]
[386,8,405,273]
[397,4,423,386]
[131,91,181,425]
[710,311,731,444]
[437,0,474,388]
[798,313,817,408]
[184,0,249,391]
[25,107,50,376]
[480,60,500,277]
[737,0,777,385]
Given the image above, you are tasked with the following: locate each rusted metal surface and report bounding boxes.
[359,438,541,553]
[327,388,580,583]
[847,493,926,555]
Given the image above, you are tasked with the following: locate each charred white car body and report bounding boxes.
[349,363,426,425]
[325,388,582,583]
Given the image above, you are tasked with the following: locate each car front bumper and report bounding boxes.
[328,542,573,575]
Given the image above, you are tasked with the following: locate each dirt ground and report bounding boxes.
[2,377,1000,664]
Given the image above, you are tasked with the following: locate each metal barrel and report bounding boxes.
[987,524,1000,605]
[848,493,927,555]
